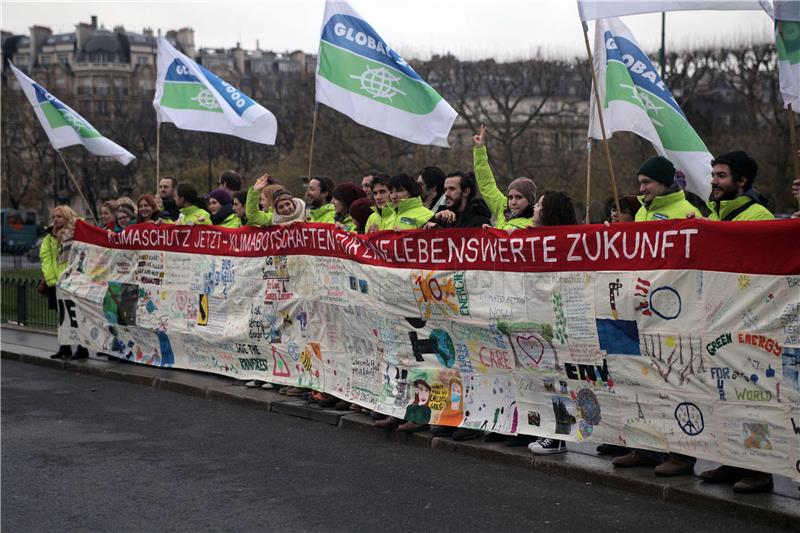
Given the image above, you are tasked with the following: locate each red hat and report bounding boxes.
[332,182,366,209]
[349,197,374,230]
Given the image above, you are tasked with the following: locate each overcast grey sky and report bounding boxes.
[1,0,773,60]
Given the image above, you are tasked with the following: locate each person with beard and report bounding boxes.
[705,151,773,221]
[472,125,537,230]
[306,176,336,223]
[157,176,180,221]
[205,188,242,228]
[633,156,701,221]
[425,171,490,229]
[698,151,774,495]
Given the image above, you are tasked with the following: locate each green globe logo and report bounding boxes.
[350,65,406,101]
[190,89,222,110]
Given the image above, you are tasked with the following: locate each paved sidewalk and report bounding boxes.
[2,325,798,526]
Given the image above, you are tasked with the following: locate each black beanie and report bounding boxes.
[712,151,757,188]
[638,156,675,187]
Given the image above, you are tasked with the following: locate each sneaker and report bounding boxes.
[261,382,276,390]
[528,438,567,455]
[244,380,263,388]
[732,473,774,494]
[285,387,308,397]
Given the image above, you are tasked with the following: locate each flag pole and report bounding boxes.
[56,150,98,225]
[156,122,161,190]
[787,104,800,208]
[584,138,592,224]
[306,102,319,183]
[582,20,622,216]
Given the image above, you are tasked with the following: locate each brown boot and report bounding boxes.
[374,416,402,429]
[285,387,308,397]
[699,465,744,484]
[612,450,662,468]
[654,456,694,477]
[733,472,774,494]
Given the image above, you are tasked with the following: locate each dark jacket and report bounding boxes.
[430,198,492,229]
[157,197,180,221]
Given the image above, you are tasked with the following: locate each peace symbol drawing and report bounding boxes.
[674,402,704,436]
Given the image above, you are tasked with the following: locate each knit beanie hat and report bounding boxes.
[507,178,538,207]
[638,156,675,187]
[333,182,366,209]
[712,151,758,188]
[117,203,135,219]
[208,188,232,206]
[349,197,374,229]
[272,189,293,205]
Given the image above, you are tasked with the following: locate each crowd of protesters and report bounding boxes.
[41,126,800,494]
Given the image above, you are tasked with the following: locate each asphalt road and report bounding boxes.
[1,359,790,533]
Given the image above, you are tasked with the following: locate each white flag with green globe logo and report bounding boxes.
[153,37,277,145]
[316,0,457,147]
[775,0,800,110]
[9,62,135,165]
[588,18,712,200]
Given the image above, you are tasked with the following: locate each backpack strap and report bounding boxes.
[723,200,756,221]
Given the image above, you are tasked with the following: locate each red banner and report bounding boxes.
[74,219,800,275]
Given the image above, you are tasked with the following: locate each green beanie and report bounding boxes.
[638,156,675,187]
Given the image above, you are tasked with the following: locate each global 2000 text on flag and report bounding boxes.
[588,18,713,200]
[153,37,277,145]
[316,0,457,147]
[9,62,135,165]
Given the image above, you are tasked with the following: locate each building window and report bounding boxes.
[58,55,69,65]
[137,56,149,65]
[40,55,51,65]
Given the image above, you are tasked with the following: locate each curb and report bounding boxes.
[2,348,798,527]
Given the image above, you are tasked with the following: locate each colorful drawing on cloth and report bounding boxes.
[103,282,139,326]
[57,221,800,481]
[411,270,469,320]
[407,327,456,367]
[782,347,800,392]
[596,319,641,356]
[498,321,561,372]
[552,396,577,435]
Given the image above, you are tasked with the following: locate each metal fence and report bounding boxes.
[1,277,58,329]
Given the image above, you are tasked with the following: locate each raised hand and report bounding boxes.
[472,124,487,147]
[253,174,271,191]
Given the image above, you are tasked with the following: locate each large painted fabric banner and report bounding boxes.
[59,220,800,479]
